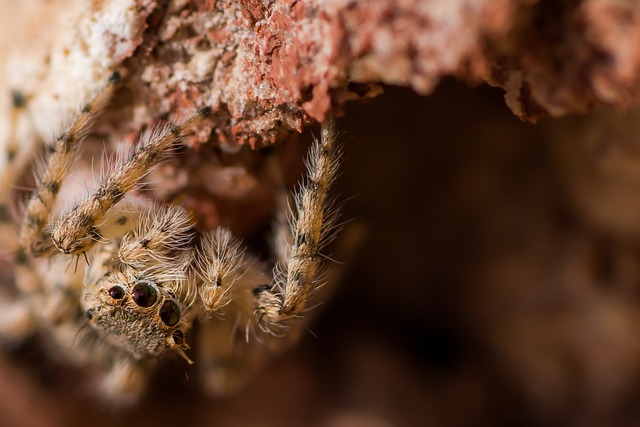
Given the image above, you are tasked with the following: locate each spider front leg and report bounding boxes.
[51,105,211,256]
[255,116,341,328]
[19,72,121,257]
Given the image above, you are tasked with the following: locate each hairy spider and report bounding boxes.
[0,72,342,404]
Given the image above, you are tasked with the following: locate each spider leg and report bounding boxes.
[0,89,87,345]
[19,72,120,257]
[194,226,276,396]
[0,89,31,249]
[194,117,341,397]
[50,106,211,256]
[255,116,342,328]
[196,228,269,314]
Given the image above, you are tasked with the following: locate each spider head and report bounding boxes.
[82,269,193,363]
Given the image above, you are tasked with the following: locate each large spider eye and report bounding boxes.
[108,286,125,300]
[131,281,158,307]
[159,300,180,326]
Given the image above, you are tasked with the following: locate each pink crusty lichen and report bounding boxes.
[119,0,640,140]
[121,0,518,146]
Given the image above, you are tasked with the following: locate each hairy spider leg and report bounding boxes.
[51,106,211,256]
[19,72,121,257]
[255,116,341,327]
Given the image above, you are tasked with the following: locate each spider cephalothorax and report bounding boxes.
[0,71,343,403]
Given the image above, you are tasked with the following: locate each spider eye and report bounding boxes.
[159,300,180,326]
[108,286,125,300]
[131,281,158,307]
[86,309,94,320]
[172,330,184,345]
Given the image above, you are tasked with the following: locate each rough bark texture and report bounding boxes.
[5,0,640,150]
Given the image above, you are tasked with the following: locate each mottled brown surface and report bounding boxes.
[6,0,640,148]
[488,0,640,120]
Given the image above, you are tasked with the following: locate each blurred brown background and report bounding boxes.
[5,79,640,427]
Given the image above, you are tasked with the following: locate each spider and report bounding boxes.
[0,72,342,404]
